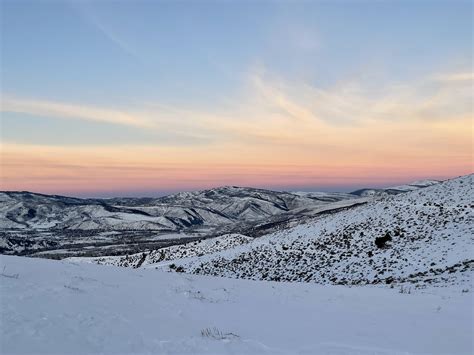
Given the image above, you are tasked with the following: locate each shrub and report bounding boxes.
[375,233,392,248]
[200,327,239,340]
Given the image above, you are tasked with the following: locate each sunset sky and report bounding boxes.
[1,1,472,197]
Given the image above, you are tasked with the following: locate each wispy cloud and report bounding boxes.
[2,68,472,193]
[2,68,472,144]
[1,96,154,128]
[71,2,143,61]
[431,72,474,83]
[245,69,473,128]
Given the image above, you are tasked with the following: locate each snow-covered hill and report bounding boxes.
[168,175,473,287]
[0,187,361,257]
[0,187,351,231]
[351,179,440,197]
[1,180,440,231]
[67,234,252,268]
[1,255,471,354]
[0,179,450,259]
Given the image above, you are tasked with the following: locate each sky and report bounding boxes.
[1,0,472,197]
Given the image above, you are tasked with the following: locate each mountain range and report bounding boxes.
[0,179,443,258]
[74,174,473,288]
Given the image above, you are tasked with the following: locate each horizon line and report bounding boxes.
[2,173,469,200]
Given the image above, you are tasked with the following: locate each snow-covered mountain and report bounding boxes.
[351,179,441,197]
[1,181,441,231]
[0,187,346,231]
[0,179,445,258]
[167,175,472,286]
[71,175,474,289]
[0,187,359,257]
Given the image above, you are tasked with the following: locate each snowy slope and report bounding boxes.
[1,255,472,354]
[67,234,253,268]
[171,175,473,286]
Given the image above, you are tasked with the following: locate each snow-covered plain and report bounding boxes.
[0,255,472,355]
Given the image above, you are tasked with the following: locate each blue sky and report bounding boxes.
[3,1,471,105]
[1,0,472,196]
